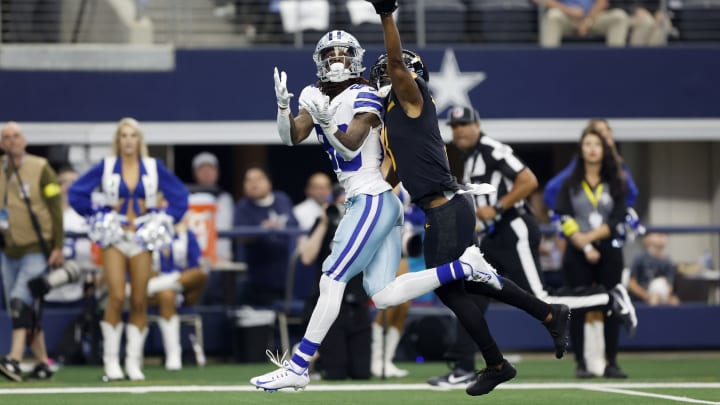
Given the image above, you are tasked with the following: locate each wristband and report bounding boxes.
[583,244,593,253]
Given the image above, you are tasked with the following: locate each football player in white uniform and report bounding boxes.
[250,30,501,392]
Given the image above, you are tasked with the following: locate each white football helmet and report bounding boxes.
[313,30,365,83]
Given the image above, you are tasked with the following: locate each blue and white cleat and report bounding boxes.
[250,350,310,392]
[460,245,503,290]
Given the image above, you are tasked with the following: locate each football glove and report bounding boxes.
[273,67,294,110]
[367,0,398,15]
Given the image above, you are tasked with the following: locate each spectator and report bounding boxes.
[612,0,671,46]
[537,0,630,47]
[294,172,333,233]
[187,151,233,306]
[628,232,680,305]
[544,118,639,211]
[188,151,234,263]
[69,117,188,381]
[233,166,299,306]
[0,121,63,382]
[147,223,208,370]
[555,127,630,379]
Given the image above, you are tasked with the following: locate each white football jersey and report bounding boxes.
[298,83,390,198]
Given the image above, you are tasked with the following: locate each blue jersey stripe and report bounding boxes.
[358,91,383,103]
[354,100,383,110]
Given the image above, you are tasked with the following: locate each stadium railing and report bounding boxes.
[1,0,718,48]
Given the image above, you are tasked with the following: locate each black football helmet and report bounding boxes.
[370,49,429,89]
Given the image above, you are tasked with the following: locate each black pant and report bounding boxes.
[482,213,544,294]
[423,195,550,368]
[563,239,624,368]
[425,197,551,369]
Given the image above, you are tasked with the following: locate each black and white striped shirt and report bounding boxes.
[462,133,528,215]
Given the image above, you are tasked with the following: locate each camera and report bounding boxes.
[27,260,82,299]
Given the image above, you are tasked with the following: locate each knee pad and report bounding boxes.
[9,298,34,330]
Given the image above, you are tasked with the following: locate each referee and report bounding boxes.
[449,106,543,291]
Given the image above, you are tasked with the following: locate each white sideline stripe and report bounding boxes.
[0,382,719,395]
[584,386,720,405]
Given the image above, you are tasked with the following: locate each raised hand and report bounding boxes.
[366,0,398,15]
[273,67,294,110]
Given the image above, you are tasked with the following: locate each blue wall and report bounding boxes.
[0,47,719,122]
[1,303,717,361]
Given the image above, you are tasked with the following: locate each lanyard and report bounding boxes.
[2,156,22,206]
[581,180,604,209]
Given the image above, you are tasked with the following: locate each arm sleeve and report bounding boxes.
[623,166,639,207]
[186,230,202,269]
[156,159,189,223]
[68,160,104,217]
[40,164,64,250]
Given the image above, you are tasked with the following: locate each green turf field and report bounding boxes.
[0,352,718,404]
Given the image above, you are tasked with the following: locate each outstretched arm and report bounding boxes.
[274,67,314,145]
[375,5,423,117]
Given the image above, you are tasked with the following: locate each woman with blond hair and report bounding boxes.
[69,118,188,380]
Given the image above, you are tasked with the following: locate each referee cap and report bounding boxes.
[446,106,480,126]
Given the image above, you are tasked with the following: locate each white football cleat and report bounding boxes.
[250,350,310,392]
[610,283,638,337]
[460,245,503,290]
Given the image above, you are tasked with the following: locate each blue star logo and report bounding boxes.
[429,49,486,114]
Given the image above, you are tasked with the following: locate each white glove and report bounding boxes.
[304,95,339,135]
[274,67,294,110]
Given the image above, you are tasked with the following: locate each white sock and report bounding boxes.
[147,272,182,296]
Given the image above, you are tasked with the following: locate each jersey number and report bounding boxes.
[318,123,362,172]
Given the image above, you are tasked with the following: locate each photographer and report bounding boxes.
[0,121,64,382]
